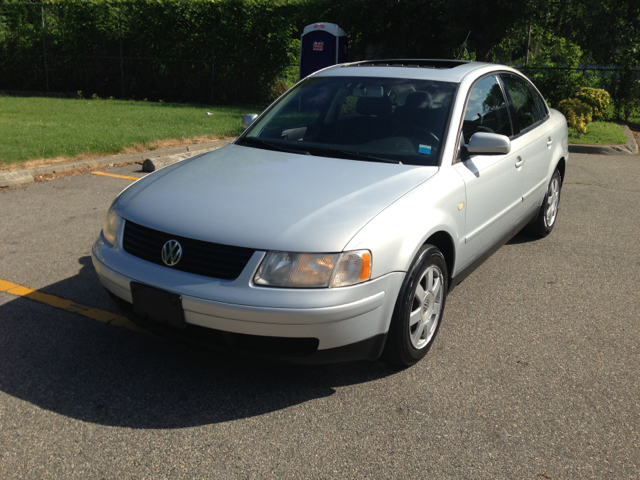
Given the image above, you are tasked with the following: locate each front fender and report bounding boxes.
[548,109,569,180]
[344,168,466,278]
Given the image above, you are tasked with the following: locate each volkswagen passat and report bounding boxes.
[92,60,568,365]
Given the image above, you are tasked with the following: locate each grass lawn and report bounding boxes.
[0,95,263,169]
[568,121,627,145]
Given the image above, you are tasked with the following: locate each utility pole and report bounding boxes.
[41,4,49,92]
[525,23,532,66]
[119,9,125,99]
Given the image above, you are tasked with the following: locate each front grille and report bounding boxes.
[122,220,255,280]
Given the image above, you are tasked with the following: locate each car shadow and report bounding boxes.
[507,229,541,245]
[0,257,400,429]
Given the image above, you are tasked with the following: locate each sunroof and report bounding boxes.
[351,59,470,69]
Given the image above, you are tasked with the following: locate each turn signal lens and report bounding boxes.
[330,250,372,287]
[360,252,371,280]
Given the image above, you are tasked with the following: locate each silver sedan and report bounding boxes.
[92,59,568,365]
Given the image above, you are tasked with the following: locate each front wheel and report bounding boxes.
[382,245,448,366]
[527,168,562,238]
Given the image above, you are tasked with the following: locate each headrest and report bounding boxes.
[356,96,392,116]
[404,91,433,110]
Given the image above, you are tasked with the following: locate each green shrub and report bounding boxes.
[573,87,611,121]
[558,98,592,136]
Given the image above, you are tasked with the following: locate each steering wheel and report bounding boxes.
[471,126,494,135]
[463,125,495,144]
[399,127,439,144]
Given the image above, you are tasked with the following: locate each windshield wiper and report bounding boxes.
[242,139,399,163]
[334,149,400,164]
[242,137,310,156]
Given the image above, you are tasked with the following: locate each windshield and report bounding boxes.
[238,76,457,166]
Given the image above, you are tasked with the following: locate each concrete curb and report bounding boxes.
[141,138,235,172]
[0,137,235,188]
[0,170,35,187]
[568,124,638,155]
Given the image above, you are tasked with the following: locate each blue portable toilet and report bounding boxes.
[299,23,348,80]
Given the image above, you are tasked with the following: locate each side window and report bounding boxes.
[462,75,513,144]
[501,74,544,133]
[531,86,549,119]
[255,81,333,135]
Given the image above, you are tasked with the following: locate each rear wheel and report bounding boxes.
[527,168,562,238]
[382,245,448,366]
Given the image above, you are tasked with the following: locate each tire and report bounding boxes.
[382,244,448,366]
[527,168,562,238]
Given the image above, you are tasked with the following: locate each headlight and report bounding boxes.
[254,250,371,288]
[102,205,122,246]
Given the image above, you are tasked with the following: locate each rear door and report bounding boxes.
[500,73,553,218]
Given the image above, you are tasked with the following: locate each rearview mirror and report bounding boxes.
[353,84,384,98]
[242,114,258,129]
[465,132,511,155]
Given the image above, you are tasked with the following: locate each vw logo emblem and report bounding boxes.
[161,240,182,266]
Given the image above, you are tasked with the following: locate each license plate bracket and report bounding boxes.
[130,282,185,329]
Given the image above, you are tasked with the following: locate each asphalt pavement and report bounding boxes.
[0,153,639,479]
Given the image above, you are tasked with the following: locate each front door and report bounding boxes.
[453,74,523,271]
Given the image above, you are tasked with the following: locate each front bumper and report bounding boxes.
[92,236,404,363]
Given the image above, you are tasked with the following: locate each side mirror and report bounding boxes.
[466,132,511,155]
[242,114,258,129]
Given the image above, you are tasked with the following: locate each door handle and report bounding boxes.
[547,137,553,148]
[515,156,525,168]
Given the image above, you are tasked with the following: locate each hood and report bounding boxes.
[116,144,437,252]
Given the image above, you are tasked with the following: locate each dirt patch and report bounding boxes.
[1,152,107,172]
[118,135,225,156]
[0,135,226,173]
[33,161,141,183]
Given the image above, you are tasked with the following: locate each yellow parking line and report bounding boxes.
[0,278,144,333]
[91,171,139,181]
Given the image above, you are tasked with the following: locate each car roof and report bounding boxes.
[316,59,498,83]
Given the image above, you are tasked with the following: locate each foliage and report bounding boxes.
[0,0,638,108]
[0,0,300,105]
[517,31,598,106]
[488,0,639,113]
[483,84,507,111]
[606,63,640,122]
[297,0,535,61]
[562,0,640,67]
[573,87,611,121]
[578,0,640,121]
[557,98,592,136]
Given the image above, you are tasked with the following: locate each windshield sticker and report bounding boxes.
[418,144,432,155]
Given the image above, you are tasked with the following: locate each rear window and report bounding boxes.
[501,73,546,133]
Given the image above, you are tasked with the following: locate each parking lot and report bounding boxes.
[0,151,639,479]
